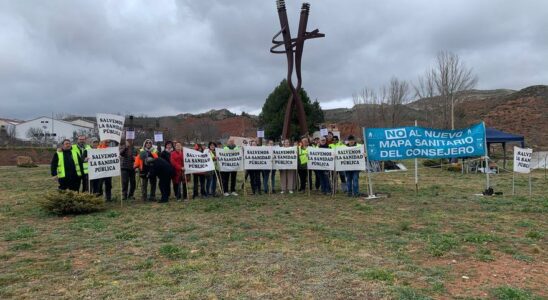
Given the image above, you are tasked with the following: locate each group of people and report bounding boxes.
[51,131,364,203]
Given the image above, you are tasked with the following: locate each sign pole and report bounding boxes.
[414,120,418,194]
[483,122,490,191]
[529,172,532,198]
[544,152,548,180]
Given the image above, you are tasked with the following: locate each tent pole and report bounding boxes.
[503,142,507,169]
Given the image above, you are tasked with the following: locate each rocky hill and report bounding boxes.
[323,85,548,149]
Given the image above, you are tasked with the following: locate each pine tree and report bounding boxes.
[259,80,324,140]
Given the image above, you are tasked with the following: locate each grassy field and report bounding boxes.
[0,164,546,299]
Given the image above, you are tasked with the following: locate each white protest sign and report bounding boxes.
[87,147,121,180]
[272,146,298,170]
[217,148,243,172]
[183,148,215,174]
[257,130,265,138]
[154,132,163,143]
[320,128,328,137]
[97,113,125,143]
[513,146,533,174]
[307,147,335,171]
[335,145,366,171]
[125,130,135,140]
[243,146,273,170]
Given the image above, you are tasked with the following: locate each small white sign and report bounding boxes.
[88,147,121,180]
[257,130,265,138]
[125,130,135,140]
[154,132,163,143]
[320,128,328,137]
[513,146,533,174]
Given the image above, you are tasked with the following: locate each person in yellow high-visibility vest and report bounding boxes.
[329,135,347,193]
[72,135,92,192]
[297,137,312,192]
[51,139,82,191]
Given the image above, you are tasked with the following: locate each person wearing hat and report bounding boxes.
[145,157,173,203]
[344,135,361,197]
[134,139,159,201]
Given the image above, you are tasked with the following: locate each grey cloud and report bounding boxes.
[0,0,547,119]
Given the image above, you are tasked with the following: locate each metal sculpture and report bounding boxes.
[271,0,324,139]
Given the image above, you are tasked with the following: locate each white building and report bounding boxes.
[0,118,20,135]
[15,116,93,143]
[69,118,95,129]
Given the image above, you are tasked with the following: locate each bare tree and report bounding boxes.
[386,77,411,126]
[353,77,410,128]
[435,51,478,129]
[26,127,46,144]
[353,88,381,128]
[415,51,478,129]
[413,69,437,126]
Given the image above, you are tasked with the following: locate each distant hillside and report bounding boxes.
[323,85,548,149]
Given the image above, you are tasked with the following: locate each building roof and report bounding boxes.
[16,116,92,130]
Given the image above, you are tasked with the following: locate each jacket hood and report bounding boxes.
[143,139,153,150]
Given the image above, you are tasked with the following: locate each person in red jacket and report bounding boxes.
[170,141,187,201]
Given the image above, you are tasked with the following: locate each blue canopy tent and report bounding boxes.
[486,127,525,168]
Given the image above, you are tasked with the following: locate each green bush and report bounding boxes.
[40,190,106,215]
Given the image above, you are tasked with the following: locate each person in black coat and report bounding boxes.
[146,157,174,203]
[51,139,82,191]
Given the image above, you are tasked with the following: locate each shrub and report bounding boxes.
[40,190,106,215]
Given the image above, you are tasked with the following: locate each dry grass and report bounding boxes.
[0,165,546,299]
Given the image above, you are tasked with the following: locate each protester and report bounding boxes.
[298,137,312,192]
[279,139,296,194]
[311,137,321,191]
[134,139,158,201]
[318,137,332,195]
[248,139,262,195]
[51,139,82,191]
[206,141,219,197]
[97,140,113,201]
[344,135,361,197]
[146,157,174,203]
[192,143,207,198]
[159,141,173,197]
[119,139,137,200]
[72,135,92,192]
[261,139,274,194]
[89,138,102,195]
[221,138,239,196]
[330,135,347,193]
[170,141,187,201]
[160,141,173,161]
[326,131,334,146]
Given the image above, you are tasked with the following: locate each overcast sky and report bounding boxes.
[1,0,547,120]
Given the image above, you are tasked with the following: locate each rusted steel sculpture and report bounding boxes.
[271,0,324,139]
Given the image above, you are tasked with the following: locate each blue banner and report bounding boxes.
[364,123,486,161]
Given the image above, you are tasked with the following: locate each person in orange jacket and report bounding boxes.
[134,139,158,201]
